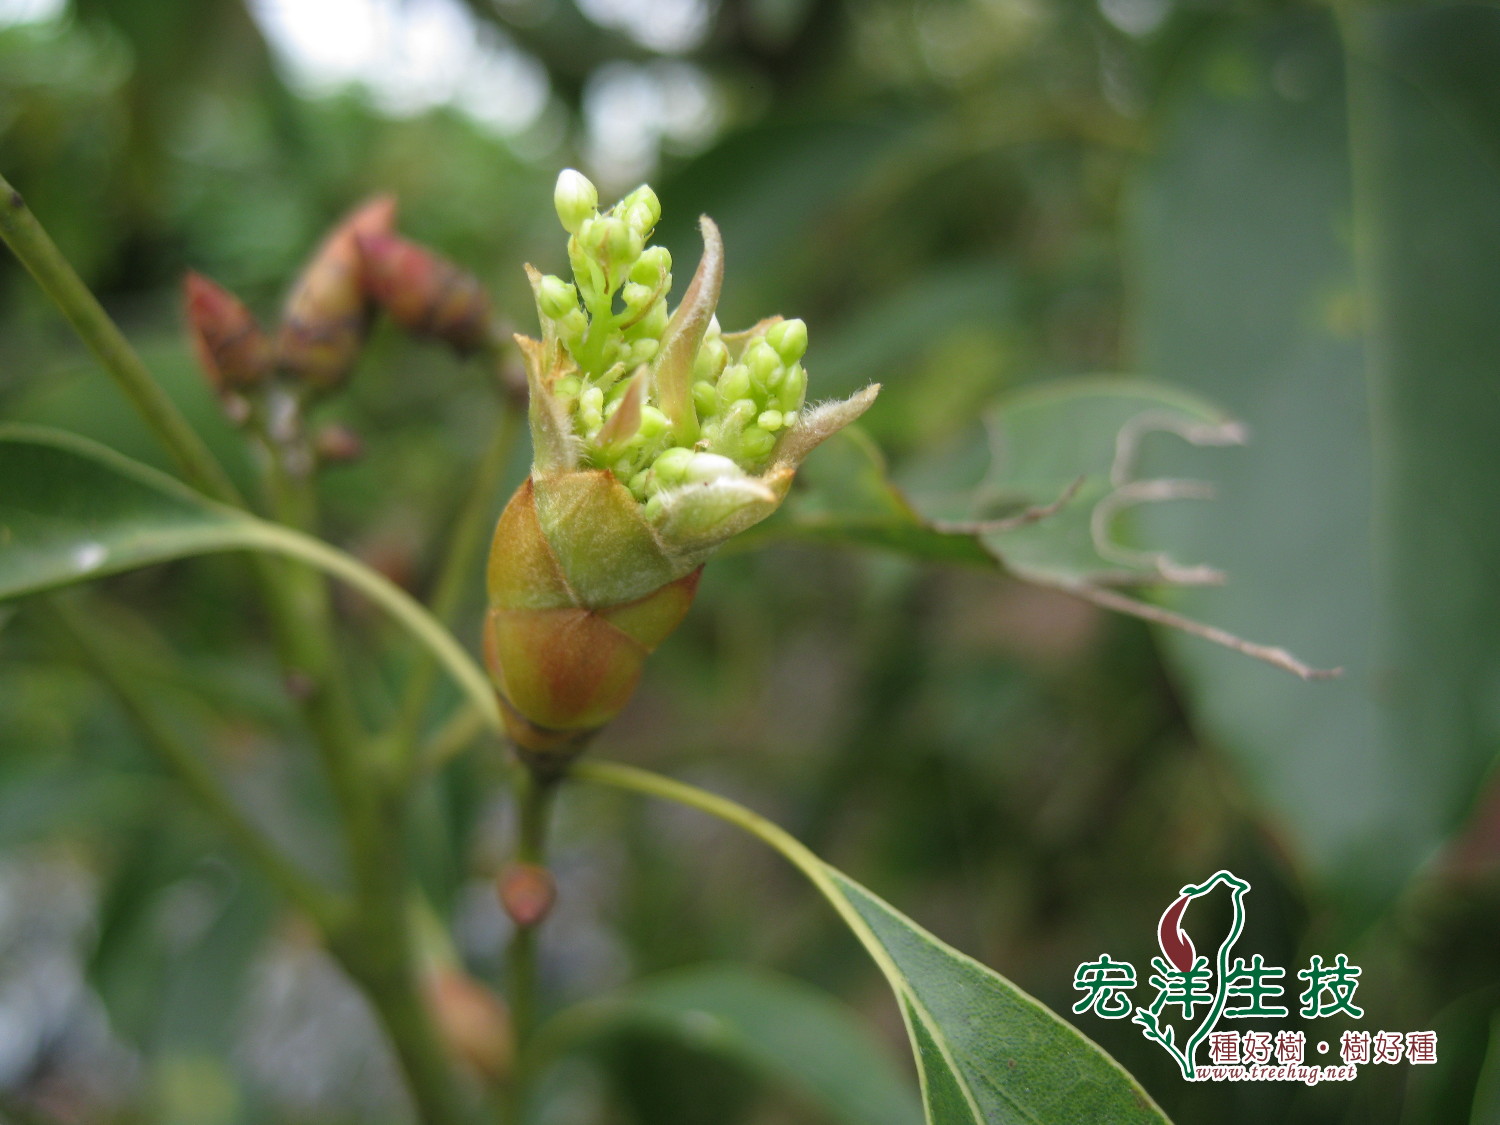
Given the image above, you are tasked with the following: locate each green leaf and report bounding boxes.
[574,761,1171,1125]
[1126,7,1500,909]
[965,378,1244,587]
[0,425,500,731]
[554,962,922,1125]
[826,871,1167,1125]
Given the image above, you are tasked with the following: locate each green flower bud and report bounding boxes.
[537,274,578,320]
[745,341,780,388]
[740,426,776,460]
[777,363,807,412]
[630,246,671,287]
[683,452,741,483]
[767,317,808,364]
[718,363,751,403]
[619,185,661,235]
[554,169,598,235]
[757,409,784,431]
[652,446,694,484]
[692,380,718,417]
[622,281,654,312]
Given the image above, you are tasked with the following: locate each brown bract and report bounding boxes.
[357,231,492,355]
[484,477,701,757]
[183,271,271,393]
[276,195,395,391]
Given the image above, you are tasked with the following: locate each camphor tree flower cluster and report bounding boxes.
[484,170,878,759]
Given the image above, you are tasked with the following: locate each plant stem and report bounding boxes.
[41,595,342,932]
[390,404,519,773]
[0,171,240,504]
[508,767,557,1038]
[504,765,559,1120]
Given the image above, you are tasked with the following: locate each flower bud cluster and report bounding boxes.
[489,170,878,756]
[183,198,497,463]
[531,170,815,517]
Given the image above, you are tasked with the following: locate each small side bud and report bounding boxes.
[358,231,492,355]
[498,862,556,929]
[554,168,598,234]
[536,274,578,320]
[276,195,396,392]
[183,272,271,394]
[423,968,513,1083]
[313,423,364,465]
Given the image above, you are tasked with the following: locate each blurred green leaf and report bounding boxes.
[559,962,921,1125]
[0,425,249,599]
[579,761,1172,1125]
[0,426,498,725]
[971,379,1243,587]
[1128,6,1500,910]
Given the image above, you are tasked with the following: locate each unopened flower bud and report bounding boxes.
[423,968,513,1083]
[767,317,808,364]
[619,185,661,236]
[488,183,878,760]
[554,168,598,234]
[358,231,492,355]
[313,423,364,465]
[183,272,271,396]
[277,195,396,392]
[536,274,577,320]
[630,246,671,287]
[498,862,556,928]
[745,340,780,387]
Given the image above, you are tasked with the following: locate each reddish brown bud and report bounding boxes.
[183,271,271,393]
[422,968,513,1083]
[313,423,364,465]
[483,476,702,756]
[276,195,396,391]
[497,862,556,928]
[358,231,492,355]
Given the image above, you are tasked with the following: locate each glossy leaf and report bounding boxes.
[825,870,1168,1125]
[575,761,1172,1125]
[1127,7,1500,909]
[0,426,500,727]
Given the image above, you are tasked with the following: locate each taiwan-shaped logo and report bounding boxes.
[1131,870,1252,1078]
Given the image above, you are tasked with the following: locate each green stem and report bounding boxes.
[508,768,557,1036]
[42,595,341,932]
[0,171,240,503]
[504,766,559,1119]
[389,404,519,772]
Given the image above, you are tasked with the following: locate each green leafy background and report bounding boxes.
[3,1,1499,1123]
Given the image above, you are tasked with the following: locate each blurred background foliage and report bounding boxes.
[2,0,1499,1122]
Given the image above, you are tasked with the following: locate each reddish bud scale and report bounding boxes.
[497,861,556,928]
[422,968,513,1083]
[276,195,396,391]
[358,232,492,355]
[182,272,271,393]
[484,476,701,757]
